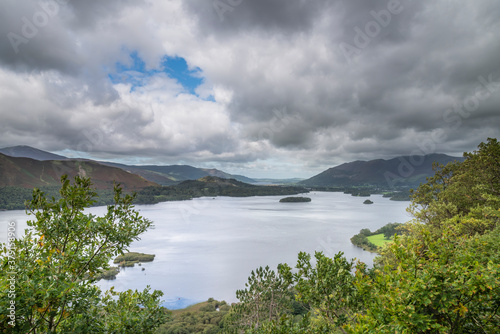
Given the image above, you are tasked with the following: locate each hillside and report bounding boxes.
[0,145,67,161]
[97,162,180,186]
[202,168,256,184]
[0,153,157,190]
[300,154,465,188]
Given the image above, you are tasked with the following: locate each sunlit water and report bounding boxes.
[0,192,410,309]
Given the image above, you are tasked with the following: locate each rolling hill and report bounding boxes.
[0,145,67,161]
[300,154,465,188]
[0,153,157,190]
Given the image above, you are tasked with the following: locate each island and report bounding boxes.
[113,252,155,267]
[363,199,374,204]
[95,267,120,280]
[95,252,156,281]
[279,196,312,203]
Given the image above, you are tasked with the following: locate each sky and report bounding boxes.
[0,0,499,179]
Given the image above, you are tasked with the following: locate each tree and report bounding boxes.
[409,137,500,236]
[349,139,500,333]
[0,175,167,333]
[236,138,500,333]
[351,223,500,333]
[289,252,361,334]
[224,265,294,332]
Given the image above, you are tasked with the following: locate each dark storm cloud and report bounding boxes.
[0,0,143,73]
[184,0,332,35]
[0,1,80,73]
[181,0,500,161]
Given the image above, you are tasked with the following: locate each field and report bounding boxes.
[366,233,391,247]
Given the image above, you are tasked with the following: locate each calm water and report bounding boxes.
[0,192,410,309]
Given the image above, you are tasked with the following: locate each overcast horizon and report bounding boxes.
[1,0,499,178]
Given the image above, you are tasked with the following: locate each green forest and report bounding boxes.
[1,138,499,333]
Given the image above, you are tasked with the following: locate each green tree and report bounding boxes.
[289,252,361,333]
[349,138,500,333]
[0,175,167,333]
[224,265,294,332]
[237,138,500,333]
[409,137,500,236]
[351,223,500,333]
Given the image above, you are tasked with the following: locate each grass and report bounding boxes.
[366,233,391,247]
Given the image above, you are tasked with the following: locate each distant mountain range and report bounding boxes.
[0,147,306,209]
[0,146,466,190]
[0,146,256,186]
[300,154,465,188]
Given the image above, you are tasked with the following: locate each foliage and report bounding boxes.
[291,252,361,333]
[0,185,117,211]
[409,137,500,236]
[352,224,500,333]
[0,186,34,210]
[234,138,500,333]
[223,265,295,332]
[350,138,500,332]
[0,175,167,333]
[384,190,411,201]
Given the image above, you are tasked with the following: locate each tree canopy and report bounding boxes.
[0,175,168,333]
[226,138,500,333]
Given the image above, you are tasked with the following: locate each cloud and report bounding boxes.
[0,0,499,177]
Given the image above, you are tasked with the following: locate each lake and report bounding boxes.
[0,192,410,309]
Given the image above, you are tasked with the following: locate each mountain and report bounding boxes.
[100,162,256,185]
[201,168,256,184]
[0,146,256,185]
[97,162,180,186]
[0,153,157,190]
[300,154,465,188]
[0,145,67,161]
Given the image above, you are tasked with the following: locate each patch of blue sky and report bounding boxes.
[109,51,205,96]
